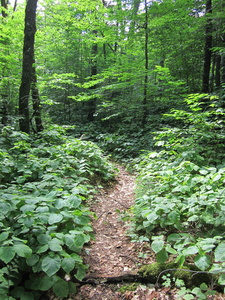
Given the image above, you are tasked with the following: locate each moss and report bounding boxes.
[118,283,139,293]
[138,262,212,288]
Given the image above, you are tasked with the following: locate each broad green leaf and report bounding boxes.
[214,242,225,262]
[183,294,195,300]
[145,212,158,222]
[52,279,69,297]
[156,249,168,263]
[212,174,221,182]
[48,213,63,225]
[26,254,39,267]
[13,243,32,258]
[42,256,61,276]
[73,215,89,225]
[165,244,177,254]
[49,238,63,252]
[191,287,205,298]
[10,286,25,298]
[20,204,36,213]
[194,254,211,271]
[180,185,190,193]
[37,244,49,254]
[65,234,85,252]
[168,211,180,223]
[209,263,225,274]
[218,274,225,285]
[182,246,198,256]
[65,235,78,251]
[200,283,208,291]
[0,295,16,300]
[68,195,82,208]
[37,234,51,245]
[199,169,208,175]
[0,232,9,242]
[74,264,87,281]
[71,253,83,262]
[167,233,181,242]
[62,257,76,273]
[37,276,54,291]
[151,239,164,253]
[0,202,11,215]
[68,281,77,293]
[55,199,68,209]
[21,292,34,300]
[0,246,15,263]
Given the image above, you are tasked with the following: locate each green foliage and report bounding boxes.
[0,126,115,299]
[132,94,225,292]
[139,262,212,288]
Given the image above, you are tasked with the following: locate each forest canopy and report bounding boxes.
[0,0,224,136]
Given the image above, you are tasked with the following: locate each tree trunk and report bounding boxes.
[142,0,148,127]
[19,0,38,133]
[31,58,44,133]
[202,0,212,93]
[87,30,98,122]
[215,54,221,89]
[221,55,225,89]
[129,0,141,36]
[1,0,8,125]
[1,0,8,17]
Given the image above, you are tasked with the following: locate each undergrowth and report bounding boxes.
[0,125,115,300]
[131,94,225,295]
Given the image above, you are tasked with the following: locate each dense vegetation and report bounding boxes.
[0,0,225,298]
[0,126,115,299]
[131,94,225,295]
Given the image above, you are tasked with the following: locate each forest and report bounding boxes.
[0,0,225,299]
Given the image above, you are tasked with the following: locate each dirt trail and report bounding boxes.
[83,165,145,278]
[72,165,156,299]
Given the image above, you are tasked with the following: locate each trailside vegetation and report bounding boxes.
[0,125,115,299]
[131,93,225,295]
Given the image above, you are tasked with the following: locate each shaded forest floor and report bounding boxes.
[71,166,180,299]
[52,165,224,300]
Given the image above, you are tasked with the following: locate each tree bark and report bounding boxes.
[87,30,98,122]
[31,58,44,133]
[215,54,221,89]
[202,0,212,93]
[142,0,148,127]
[19,0,38,133]
[221,55,225,89]
[1,0,8,17]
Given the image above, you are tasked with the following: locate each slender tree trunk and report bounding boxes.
[210,54,216,92]
[215,54,221,89]
[142,0,148,127]
[1,0,8,125]
[202,0,212,93]
[1,0,8,17]
[1,95,8,126]
[129,0,141,36]
[13,0,17,12]
[19,0,38,133]
[87,30,98,122]
[221,55,225,89]
[31,58,44,133]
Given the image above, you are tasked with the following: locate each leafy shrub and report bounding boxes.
[132,94,225,290]
[0,126,115,299]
